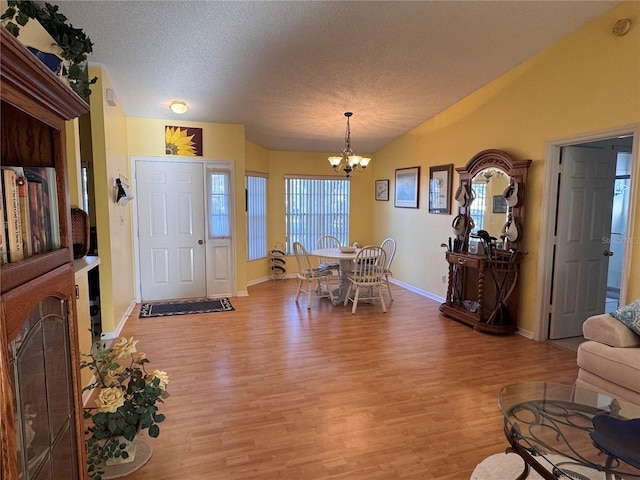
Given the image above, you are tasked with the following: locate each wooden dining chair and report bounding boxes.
[293,241,335,309]
[343,246,387,314]
[380,237,396,301]
[316,235,341,267]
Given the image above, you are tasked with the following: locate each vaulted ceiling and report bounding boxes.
[56,1,617,153]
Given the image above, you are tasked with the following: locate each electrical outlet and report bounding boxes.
[441,275,447,283]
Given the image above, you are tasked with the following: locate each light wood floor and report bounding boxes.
[117,280,578,480]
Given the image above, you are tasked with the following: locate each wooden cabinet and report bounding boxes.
[440,149,531,334]
[440,250,524,334]
[1,28,89,479]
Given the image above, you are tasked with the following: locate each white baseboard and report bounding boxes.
[247,275,271,286]
[100,299,137,341]
[247,275,293,286]
[82,374,96,406]
[389,278,446,304]
[516,327,534,339]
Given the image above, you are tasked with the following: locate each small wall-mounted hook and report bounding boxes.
[114,176,134,205]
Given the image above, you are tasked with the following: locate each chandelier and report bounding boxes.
[480,168,505,183]
[328,112,371,178]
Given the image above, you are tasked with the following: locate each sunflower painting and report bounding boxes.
[165,126,203,156]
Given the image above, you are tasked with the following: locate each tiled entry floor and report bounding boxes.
[549,336,586,353]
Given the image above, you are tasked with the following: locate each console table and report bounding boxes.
[440,249,523,334]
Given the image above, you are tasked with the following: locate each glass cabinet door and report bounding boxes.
[9,298,79,480]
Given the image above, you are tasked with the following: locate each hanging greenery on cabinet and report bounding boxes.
[1,0,97,100]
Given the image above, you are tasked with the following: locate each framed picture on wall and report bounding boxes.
[394,167,420,208]
[428,164,452,214]
[493,195,508,214]
[165,125,203,156]
[375,179,389,201]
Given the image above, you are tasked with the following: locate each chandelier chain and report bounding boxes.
[328,111,370,178]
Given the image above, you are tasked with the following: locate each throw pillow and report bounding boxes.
[611,298,640,336]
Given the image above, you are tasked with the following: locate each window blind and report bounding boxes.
[246,174,267,260]
[285,176,350,253]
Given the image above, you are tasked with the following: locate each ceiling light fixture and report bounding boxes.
[169,100,188,114]
[328,112,371,178]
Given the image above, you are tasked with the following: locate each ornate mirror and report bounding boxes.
[453,149,531,251]
[469,167,510,239]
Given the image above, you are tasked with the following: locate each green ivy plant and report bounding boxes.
[1,0,97,100]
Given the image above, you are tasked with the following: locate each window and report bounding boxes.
[469,182,486,232]
[208,169,231,238]
[81,164,89,213]
[246,173,267,260]
[285,176,350,253]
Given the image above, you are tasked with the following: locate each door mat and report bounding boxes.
[139,298,234,318]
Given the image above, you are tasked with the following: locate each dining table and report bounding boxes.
[311,247,360,303]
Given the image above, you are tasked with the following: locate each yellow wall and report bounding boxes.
[246,141,271,172]
[65,118,82,207]
[370,1,640,333]
[126,117,248,292]
[88,66,136,333]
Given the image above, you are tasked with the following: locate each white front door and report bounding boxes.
[137,160,207,301]
[549,146,617,339]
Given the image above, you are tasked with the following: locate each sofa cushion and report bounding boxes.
[577,341,640,395]
[611,298,640,336]
[583,314,640,348]
[575,374,640,405]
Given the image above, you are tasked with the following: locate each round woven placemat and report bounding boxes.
[471,452,607,480]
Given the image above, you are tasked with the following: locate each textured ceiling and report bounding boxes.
[56,0,617,154]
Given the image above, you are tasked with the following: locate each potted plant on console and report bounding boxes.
[81,337,169,480]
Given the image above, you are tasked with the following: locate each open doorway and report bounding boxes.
[605,150,633,312]
[543,133,635,348]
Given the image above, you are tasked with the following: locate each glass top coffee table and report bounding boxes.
[498,382,640,480]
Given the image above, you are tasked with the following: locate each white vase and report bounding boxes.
[3,11,69,82]
[5,11,63,57]
[105,436,137,466]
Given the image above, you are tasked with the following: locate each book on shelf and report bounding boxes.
[28,180,44,255]
[3,166,33,257]
[23,167,60,250]
[1,167,25,262]
[0,175,7,265]
[0,166,60,264]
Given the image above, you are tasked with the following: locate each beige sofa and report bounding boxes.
[576,313,640,404]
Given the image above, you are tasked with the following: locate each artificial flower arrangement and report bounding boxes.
[81,337,169,479]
